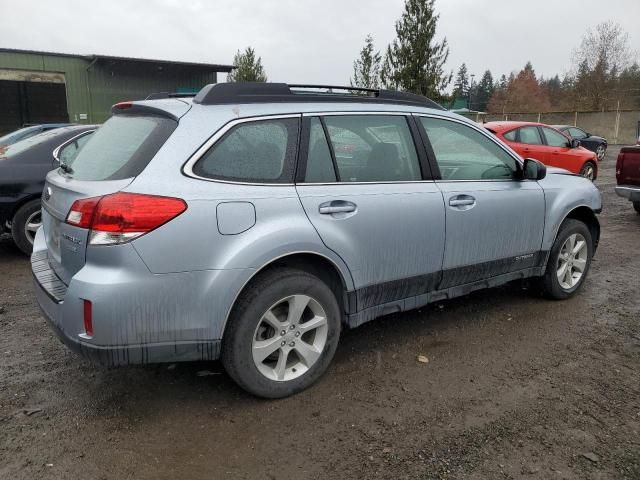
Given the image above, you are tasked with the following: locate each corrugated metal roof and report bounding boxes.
[0,48,234,71]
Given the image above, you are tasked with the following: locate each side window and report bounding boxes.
[542,127,570,148]
[420,117,518,181]
[503,129,517,141]
[193,118,299,183]
[58,133,93,164]
[568,127,586,139]
[518,126,543,145]
[305,118,337,183]
[321,115,421,182]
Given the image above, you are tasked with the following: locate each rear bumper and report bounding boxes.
[615,185,640,202]
[34,275,221,366]
[31,229,252,366]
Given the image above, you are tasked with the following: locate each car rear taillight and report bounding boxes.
[66,192,187,245]
[616,153,624,183]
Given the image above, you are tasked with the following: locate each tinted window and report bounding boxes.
[503,129,517,141]
[2,127,72,157]
[194,118,299,183]
[421,117,518,181]
[58,132,93,165]
[568,127,587,139]
[67,115,176,181]
[305,118,336,183]
[542,127,570,148]
[518,126,543,145]
[322,115,421,182]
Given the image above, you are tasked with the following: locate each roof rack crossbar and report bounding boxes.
[192,83,444,110]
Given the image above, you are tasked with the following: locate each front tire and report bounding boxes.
[633,201,640,214]
[540,219,593,300]
[11,199,41,256]
[580,161,597,181]
[595,144,606,161]
[222,268,341,398]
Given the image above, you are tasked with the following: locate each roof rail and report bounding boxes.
[192,83,445,110]
[145,92,197,100]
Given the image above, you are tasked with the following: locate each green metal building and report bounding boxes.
[0,48,234,133]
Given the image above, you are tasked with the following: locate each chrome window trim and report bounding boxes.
[182,113,302,185]
[302,111,409,117]
[297,180,437,186]
[413,113,527,184]
[52,130,96,163]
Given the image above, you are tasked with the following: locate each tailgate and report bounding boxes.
[42,170,133,284]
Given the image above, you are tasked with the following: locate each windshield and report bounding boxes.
[65,115,177,181]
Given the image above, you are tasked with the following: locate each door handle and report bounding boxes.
[448,195,476,209]
[319,200,357,215]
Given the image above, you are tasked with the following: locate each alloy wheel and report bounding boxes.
[252,294,328,382]
[596,145,606,161]
[556,233,588,290]
[582,164,595,181]
[24,209,42,245]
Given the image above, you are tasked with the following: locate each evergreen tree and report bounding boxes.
[380,0,451,100]
[452,63,469,99]
[227,47,267,82]
[351,35,382,89]
[473,70,494,112]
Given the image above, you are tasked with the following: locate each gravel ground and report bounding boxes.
[0,147,638,480]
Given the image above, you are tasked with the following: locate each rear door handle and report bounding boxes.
[319,200,357,214]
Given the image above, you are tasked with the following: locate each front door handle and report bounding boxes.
[319,200,357,214]
[448,195,476,209]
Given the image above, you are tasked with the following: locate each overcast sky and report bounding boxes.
[1,0,639,88]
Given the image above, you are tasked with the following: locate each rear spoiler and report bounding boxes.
[110,101,188,121]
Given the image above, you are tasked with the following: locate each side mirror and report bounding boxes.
[522,158,546,181]
[570,138,580,149]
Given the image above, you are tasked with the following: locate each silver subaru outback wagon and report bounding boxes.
[32,83,601,398]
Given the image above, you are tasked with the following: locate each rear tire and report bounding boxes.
[579,161,597,181]
[11,199,41,256]
[540,219,593,300]
[222,268,341,399]
[633,201,640,214]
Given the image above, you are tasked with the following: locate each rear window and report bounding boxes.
[65,115,176,181]
[1,128,69,157]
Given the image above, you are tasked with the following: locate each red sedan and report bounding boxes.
[484,121,599,180]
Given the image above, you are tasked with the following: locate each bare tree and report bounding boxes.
[572,21,635,110]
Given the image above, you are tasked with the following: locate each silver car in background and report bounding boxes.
[32,83,601,398]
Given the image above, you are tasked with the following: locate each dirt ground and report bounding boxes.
[1,147,638,480]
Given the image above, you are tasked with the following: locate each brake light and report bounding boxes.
[66,193,187,245]
[114,102,133,110]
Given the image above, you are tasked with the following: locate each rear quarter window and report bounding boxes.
[503,130,517,141]
[191,117,299,183]
[66,115,176,181]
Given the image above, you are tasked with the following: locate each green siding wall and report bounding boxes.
[0,51,220,125]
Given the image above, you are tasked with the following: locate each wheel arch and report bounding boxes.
[222,251,355,338]
[5,194,41,227]
[555,206,600,254]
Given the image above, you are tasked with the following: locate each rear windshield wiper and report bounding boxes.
[59,162,74,174]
